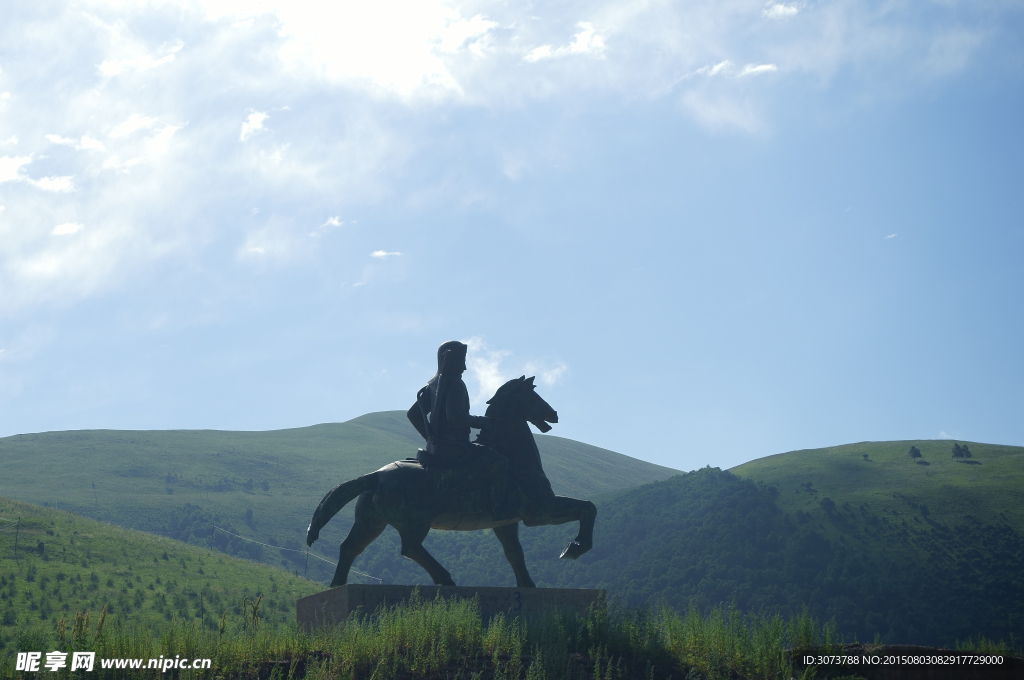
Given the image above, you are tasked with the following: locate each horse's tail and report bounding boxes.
[306,473,378,546]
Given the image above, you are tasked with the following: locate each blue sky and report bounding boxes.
[1,0,1022,471]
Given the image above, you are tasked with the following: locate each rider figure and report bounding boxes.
[407,341,513,520]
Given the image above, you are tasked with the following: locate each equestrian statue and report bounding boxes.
[306,341,597,587]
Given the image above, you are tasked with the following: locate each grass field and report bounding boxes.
[0,496,321,652]
[1,580,859,680]
[731,439,1024,531]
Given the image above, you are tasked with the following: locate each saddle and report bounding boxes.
[412,447,500,513]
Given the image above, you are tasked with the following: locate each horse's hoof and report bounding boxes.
[306,524,319,546]
[559,541,587,560]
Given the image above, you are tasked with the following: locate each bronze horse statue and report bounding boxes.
[306,376,596,587]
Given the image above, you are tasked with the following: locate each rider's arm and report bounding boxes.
[408,386,431,441]
[445,381,492,430]
[407,403,428,440]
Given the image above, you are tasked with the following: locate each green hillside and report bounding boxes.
[0,412,679,585]
[730,439,1024,532]
[0,495,320,654]
[513,440,1024,648]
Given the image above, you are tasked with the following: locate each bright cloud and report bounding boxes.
[525,22,607,63]
[99,41,184,77]
[45,134,106,151]
[524,361,569,387]
[52,223,84,235]
[439,14,497,54]
[0,156,32,183]
[763,3,799,19]
[464,336,512,404]
[110,114,158,138]
[696,61,733,78]
[464,337,569,404]
[739,63,778,77]
[0,0,1011,315]
[240,112,269,141]
[885,233,897,239]
[30,176,75,192]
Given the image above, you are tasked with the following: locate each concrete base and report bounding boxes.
[297,584,605,631]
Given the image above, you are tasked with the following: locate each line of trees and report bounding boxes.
[951,442,973,460]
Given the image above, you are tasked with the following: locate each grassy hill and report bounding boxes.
[730,439,1024,535]
[5,416,1021,648]
[0,495,321,655]
[0,412,679,585]
[513,439,1024,648]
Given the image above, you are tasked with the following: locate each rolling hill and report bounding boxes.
[4,414,1022,648]
[517,439,1024,648]
[0,495,321,655]
[0,411,679,585]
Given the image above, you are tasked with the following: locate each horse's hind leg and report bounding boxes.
[397,524,456,586]
[331,492,387,587]
[493,522,535,588]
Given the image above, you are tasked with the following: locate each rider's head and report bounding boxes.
[437,340,468,374]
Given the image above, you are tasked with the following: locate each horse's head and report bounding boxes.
[486,376,558,432]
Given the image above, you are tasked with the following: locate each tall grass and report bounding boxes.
[2,593,849,680]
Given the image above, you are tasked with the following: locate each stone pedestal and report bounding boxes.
[297,584,605,631]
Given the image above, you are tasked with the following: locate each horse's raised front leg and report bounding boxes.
[397,523,456,586]
[332,493,387,587]
[493,522,535,588]
[522,495,596,560]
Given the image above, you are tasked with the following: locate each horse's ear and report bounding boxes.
[518,375,526,382]
[525,376,536,386]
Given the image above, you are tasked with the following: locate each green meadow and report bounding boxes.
[0,495,320,652]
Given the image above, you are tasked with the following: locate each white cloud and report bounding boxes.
[0,156,32,183]
[524,361,569,386]
[739,63,778,76]
[370,250,401,258]
[310,216,344,237]
[439,14,497,54]
[885,233,897,239]
[525,22,607,63]
[464,337,569,403]
[763,3,799,19]
[99,40,184,77]
[696,61,734,78]
[464,336,511,403]
[110,114,158,138]
[45,134,106,151]
[52,223,84,236]
[0,136,17,146]
[30,176,75,192]
[240,112,269,141]
[938,431,951,439]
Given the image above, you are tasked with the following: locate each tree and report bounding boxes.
[961,444,972,459]
[908,446,922,460]
[952,443,964,460]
